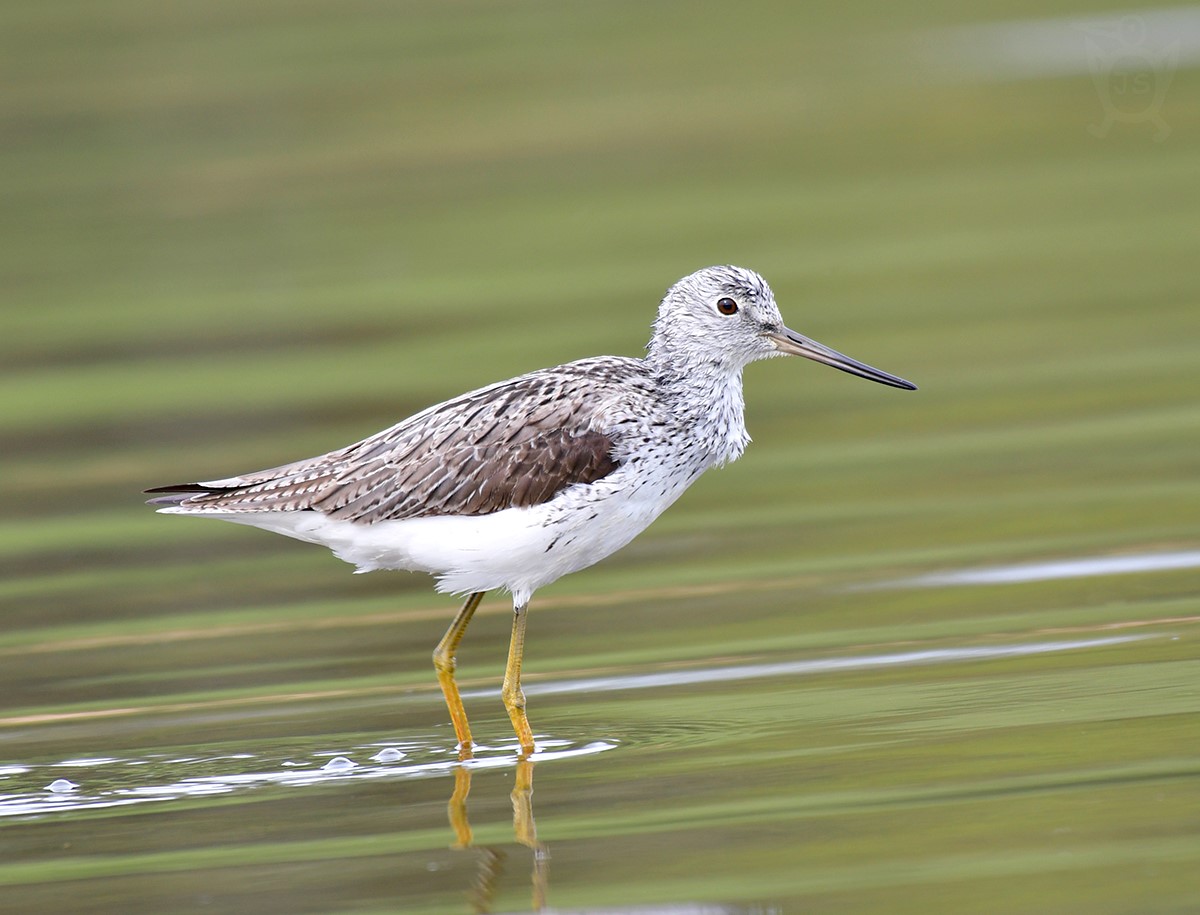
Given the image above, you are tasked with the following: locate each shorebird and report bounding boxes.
[147,266,915,757]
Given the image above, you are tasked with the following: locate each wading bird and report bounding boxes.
[147,266,916,757]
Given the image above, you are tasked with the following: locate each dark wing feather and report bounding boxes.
[145,362,632,522]
[314,428,616,521]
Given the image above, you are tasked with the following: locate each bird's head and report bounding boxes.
[649,265,916,390]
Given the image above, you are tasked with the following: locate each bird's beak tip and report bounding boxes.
[766,328,916,391]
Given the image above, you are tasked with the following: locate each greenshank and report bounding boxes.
[147,265,916,757]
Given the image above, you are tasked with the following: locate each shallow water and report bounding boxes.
[4,0,1200,910]
[3,559,1197,914]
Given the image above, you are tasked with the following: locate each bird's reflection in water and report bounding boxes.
[448,759,547,913]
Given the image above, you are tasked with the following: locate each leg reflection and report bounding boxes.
[447,759,547,913]
[511,759,548,911]
[448,765,475,849]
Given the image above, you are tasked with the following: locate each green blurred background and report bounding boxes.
[2,1,1198,913]
[5,0,1198,619]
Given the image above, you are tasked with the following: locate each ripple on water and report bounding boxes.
[0,735,617,820]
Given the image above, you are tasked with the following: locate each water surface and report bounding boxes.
[3,1,1199,911]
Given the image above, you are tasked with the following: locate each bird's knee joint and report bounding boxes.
[502,685,526,711]
[432,650,455,674]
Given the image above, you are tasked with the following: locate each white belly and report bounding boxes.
[164,461,706,605]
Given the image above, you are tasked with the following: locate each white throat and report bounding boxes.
[650,352,751,466]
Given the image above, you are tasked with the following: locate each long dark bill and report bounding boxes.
[765,327,917,390]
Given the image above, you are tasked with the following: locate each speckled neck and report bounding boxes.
[647,352,750,466]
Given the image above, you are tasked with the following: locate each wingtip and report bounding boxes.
[144,482,218,508]
[144,482,212,495]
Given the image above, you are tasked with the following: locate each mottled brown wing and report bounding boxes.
[146,364,626,522]
[312,427,616,522]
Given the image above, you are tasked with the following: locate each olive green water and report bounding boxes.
[3,1,1199,912]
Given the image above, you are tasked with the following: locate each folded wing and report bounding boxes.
[146,369,621,523]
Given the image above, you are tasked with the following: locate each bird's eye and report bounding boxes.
[716,297,739,316]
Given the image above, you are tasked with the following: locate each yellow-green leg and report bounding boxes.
[502,602,536,756]
[433,591,485,758]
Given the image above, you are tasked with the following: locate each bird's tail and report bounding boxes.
[144,482,224,508]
